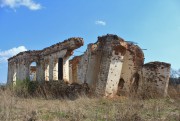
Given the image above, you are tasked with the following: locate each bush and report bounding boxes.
[14,78,30,97]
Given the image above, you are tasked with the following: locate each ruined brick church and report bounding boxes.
[7,34,171,97]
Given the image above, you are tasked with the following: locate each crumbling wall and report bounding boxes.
[69,34,170,98]
[7,50,41,84]
[8,37,84,84]
[71,55,87,84]
[84,44,101,91]
[69,43,102,89]
[8,34,171,98]
[69,56,81,83]
[142,62,171,97]
[118,43,144,96]
[70,34,127,97]
[77,53,88,84]
[118,51,134,95]
[69,34,144,97]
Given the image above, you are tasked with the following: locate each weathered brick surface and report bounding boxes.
[142,62,171,96]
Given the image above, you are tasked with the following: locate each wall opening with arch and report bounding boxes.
[117,78,125,96]
[29,62,37,81]
[118,78,125,89]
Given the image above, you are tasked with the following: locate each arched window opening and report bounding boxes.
[29,62,37,81]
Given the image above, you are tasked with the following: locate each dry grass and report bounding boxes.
[168,85,180,99]
[0,86,179,121]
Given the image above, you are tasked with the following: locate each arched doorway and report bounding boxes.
[29,62,37,81]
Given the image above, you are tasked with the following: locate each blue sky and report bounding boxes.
[0,0,180,83]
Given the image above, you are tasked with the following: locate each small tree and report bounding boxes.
[170,68,180,85]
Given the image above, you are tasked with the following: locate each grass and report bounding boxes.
[0,84,179,121]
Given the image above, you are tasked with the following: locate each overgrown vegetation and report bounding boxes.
[10,79,90,99]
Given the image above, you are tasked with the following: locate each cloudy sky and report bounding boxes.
[0,0,180,83]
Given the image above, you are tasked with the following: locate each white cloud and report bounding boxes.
[0,46,27,63]
[0,0,42,10]
[95,20,106,26]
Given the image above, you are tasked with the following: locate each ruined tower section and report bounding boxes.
[70,34,128,97]
[142,62,171,97]
[96,35,127,97]
[118,42,144,96]
[68,34,171,97]
[7,37,83,84]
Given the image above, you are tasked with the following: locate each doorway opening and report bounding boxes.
[118,78,125,89]
[58,58,63,80]
[117,78,125,96]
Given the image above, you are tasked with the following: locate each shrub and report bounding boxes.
[13,78,30,97]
